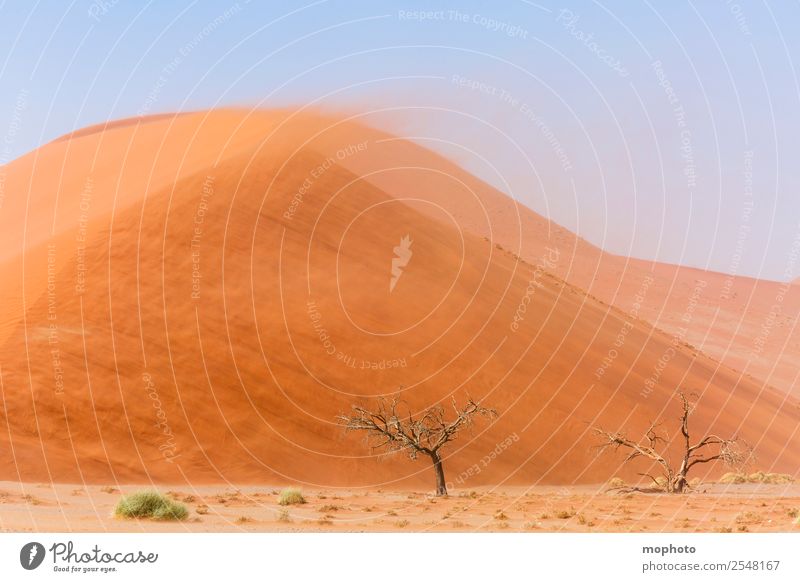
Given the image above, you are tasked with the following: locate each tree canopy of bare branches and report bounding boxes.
[337,396,496,496]
[593,392,751,493]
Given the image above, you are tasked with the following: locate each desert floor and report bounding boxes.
[1,481,799,533]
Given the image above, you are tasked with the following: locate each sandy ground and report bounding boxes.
[2,481,799,533]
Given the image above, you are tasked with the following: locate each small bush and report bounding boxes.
[735,511,762,525]
[722,471,793,485]
[719,472,747,484]
[606,477,625,490]
[278,488,306,506]
[114,491,188,521]
[277,508,292,523]
[762,473,793,484]
[555,510,575,519]
[394,519,410,528]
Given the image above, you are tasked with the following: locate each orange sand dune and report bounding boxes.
[0,109,797,489]
[320,123,800,396]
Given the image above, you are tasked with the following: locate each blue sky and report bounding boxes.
[2,0,799,281]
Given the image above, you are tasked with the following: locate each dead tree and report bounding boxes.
[337,396,496,496]
[593,392,750,493]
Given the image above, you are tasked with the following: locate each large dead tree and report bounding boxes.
[337,396,496,496]
[594,392,751,493]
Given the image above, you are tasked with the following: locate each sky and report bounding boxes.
[1,0,799,282]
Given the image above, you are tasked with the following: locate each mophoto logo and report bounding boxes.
[390,234,413,292]
[20,542,46,570]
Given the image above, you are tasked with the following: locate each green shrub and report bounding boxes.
[114,491,188,521]
[278,488,306,506]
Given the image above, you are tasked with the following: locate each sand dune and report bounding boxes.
[0,109,797,490]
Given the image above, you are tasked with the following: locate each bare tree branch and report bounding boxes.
[593,391,750,494]
[337,395,497,496]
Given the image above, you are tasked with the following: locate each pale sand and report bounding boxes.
[1,482,799,533]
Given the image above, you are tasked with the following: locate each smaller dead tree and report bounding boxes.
[593,392,751,493]
[337,396,496,496]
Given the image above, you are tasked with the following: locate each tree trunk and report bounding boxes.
[429,450,447,496]
[673,457,689,493]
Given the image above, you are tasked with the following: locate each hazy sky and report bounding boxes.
[2,0,799,281]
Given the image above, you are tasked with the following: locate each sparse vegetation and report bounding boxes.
[735,511,763,526]
[278,488,306,506]
[606,477,625,490]
[277,508,291,523]
[555,509,575,519]
[720,472,748,484]
[114,491,188,521]
[395,519,410,528]
[720,472,793,485]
